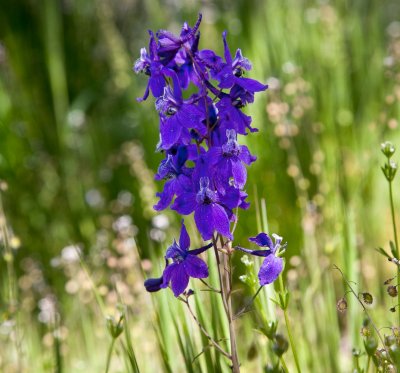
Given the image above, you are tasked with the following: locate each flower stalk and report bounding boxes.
[223,239,240,372]
[278,273,301,373]
[136,14,286,370]
[381,141,400,326]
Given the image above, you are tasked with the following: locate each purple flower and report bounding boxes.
[144,222,211,296]
[235,233,286,286]
[156,14,202,66]
[161,221,211,296]
[208,129,256,190]
[134,31,168,101]
[136,16,271,298]
[216,96,256,135]
[212,32,268,94]
[171,176,237,240]
[156,84,205,150]
[154,146,193,211]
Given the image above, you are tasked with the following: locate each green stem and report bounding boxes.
[388,177,400,326]
[213,235,240,372]
[183,299,231,359]
[365,356,370,373]
[105,338,116,373]
[389,180,399,256]
[280,356,289,373]
[333,265,392,363]
[279,275,301,373]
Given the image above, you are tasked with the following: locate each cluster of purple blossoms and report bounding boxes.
[135,14,285,296]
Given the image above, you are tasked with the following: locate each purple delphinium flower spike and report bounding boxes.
[235,233,286,286]
[136,15,271,296]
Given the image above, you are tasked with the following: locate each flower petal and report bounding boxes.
[249,233,273,249]
[176,104,204,129]
[154,179,176,211]
[188,242,213,255]
[231,159,247,189]
[171,192,197,215]
[258,256,283,286]
[144,276,163,292]
[161,263,178,288]
[222,31,232,65]
[239,145,257,165]
[170,264,190,296]
[165,240,182,260]
[179,221,191,250]
[236,77,268,93]
[234,245,271,257]
[149,72,166,98]
[194,204,214,240]
[184,255,209,278]
[212,204,232,239]
[219,186,241,209]
[160,116,182,150]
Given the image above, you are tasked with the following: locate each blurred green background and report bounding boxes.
[1,0,400,372]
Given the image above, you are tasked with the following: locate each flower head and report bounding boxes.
[144,222,211,297]
[235,233,286,286]
[171,176,238,240]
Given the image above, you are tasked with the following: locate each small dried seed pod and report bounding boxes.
[360,326,371,337]
[336,297,348,312]
[361,292,373,305]
[387,285,398,297]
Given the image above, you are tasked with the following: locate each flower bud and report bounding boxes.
[272,334,289,357]
[387,285,398,297]
[382,161,398,181]
[363,336,377,356]
[257,321,278,340]
[265,321,278,340]
[381,141,396,158]
[240,255,254,267]
[385,334,396,347]
[106,314,124,339]
[185,289,195,298]
[239,274,256,287]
